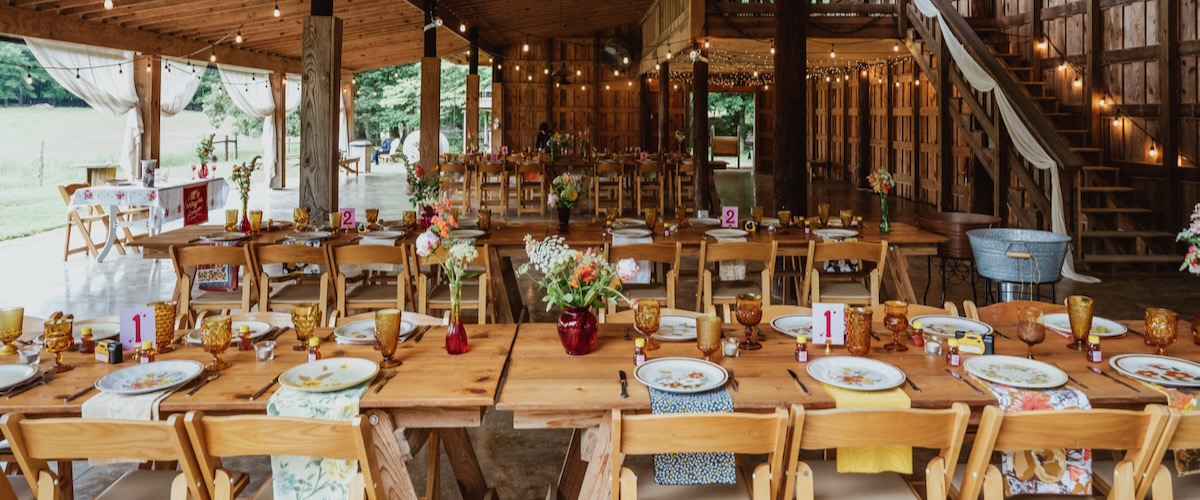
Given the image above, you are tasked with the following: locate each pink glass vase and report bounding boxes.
[557,306,598,355]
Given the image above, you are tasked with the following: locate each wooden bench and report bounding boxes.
[711,135,741,168]
[339,157,361,176]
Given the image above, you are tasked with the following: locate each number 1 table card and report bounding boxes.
[119,306,156,351]
[812,303,846,346]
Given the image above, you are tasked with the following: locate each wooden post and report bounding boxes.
[856,68,870,189]
[911,63,922,202]
[825,82,833,173]
[465,27,480,153]
[885,65,895,177]
[640,77,652,154]
[842,75,851,182]
[299,0,341,220]
[1086,0,1103,150]
[658,61,670,154]
[937,34,954,212]
[693,54,711,211]
[269,73,287,189]
[133,54,161,169]
[1160,0,1181,226]
[995,113,1010,223]
[419,0,440,171]
[546,38,555,130]
[491,58,504,154]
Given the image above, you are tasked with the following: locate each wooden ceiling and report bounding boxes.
[438,0,654,48]
[669,37,903,74]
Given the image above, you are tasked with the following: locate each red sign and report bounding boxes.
[183,184,209,225]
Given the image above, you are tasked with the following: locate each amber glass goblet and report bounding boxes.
[845,307,873,356]
[375,309,403,368]
[248,210,263,235]
[696,315,721,361]
[676,206,689,227]
[817,203,831,227]
[402,210,417,231]
[290,303,320,351]
[43,317,74,373]
[634,300,661,350]
[839,209,853,228]
[0,307,24,356]
[1145,308,1178,356]
[225,210,239,232]
[644,208,659,229]
[200,315,233,371]
[149,301,177,354]
[751,206,764,224]
[293,207,309,230]
[327,213,341,232]
[776,210,792,229]
[735,293,763,350]
[365,208,380,226]
[882,300,909,352]
[1066,295,1094,350]
[1016,306,1046,359]
[477,209,492,231]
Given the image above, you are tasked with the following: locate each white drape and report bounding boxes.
[218,65,302,185]
[25,37,141,178]
[160,58,203,118]
[912,0,1097,283]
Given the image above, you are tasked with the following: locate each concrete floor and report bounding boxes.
[3,165,1198,498]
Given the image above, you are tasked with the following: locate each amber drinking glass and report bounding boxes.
[375,308,403,368]
[225,210,239,232]
[327,213,341,232]
[0,307,23,356]
[1066,295,1094,350]
[845,307,873,357]
[293,207,309,229]
[735,293,764,350]
[696,315,721,361]
[1145,308,1178,356]
[605,208,619,229]
[43,317,74,373]
[634,300,661,350]
[365,208,380,226]
[777,210,792,229]
[839,209,853,228]
[817,203,831,227]
[750,206,764,224]
[290,303,320,351]
[248,210,263,235]
[676,206,689,227]
[644,208,659,229]
[148,301,177,354]
[1016,306,1046,359]
[402,210,417,231]
[200,315,233,371]
[477,209,492,231]
[882,300,909,352]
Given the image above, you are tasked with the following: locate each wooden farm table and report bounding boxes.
[6,324,516,500]
[496,320,1197,499]
[127,224,366,259]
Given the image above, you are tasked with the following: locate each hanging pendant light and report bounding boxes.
[273,2,281,17]
[104,0,114,9]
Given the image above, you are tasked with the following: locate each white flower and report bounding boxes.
[616,258,639,282]
[447,240,479,263]
[415,231,440,257]
[1189,219,1200,235]
[547,193,560,207]
[405,183,415,196]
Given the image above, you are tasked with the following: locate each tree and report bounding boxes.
[197,67,263,136]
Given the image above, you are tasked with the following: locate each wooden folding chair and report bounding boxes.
[330,244,410,315]
[438,162,471,210]
[170,245,255,328]
[416,244,491,324]
[605,242,681,311]
[610,408,789,500]
[58,183,123,260]
[634,162,665,216]
[517,162,546,216]
[332,310,447,326]
[1135,410,1200,499]
[784,403,970,500]
[475,161,509,215]
[248,243,333,327]
[802,240,889,306]
[959,405,1173,500]
[0,413,206,500]
[183,412,383,500]
[675,159,695,213]
[965,300,1066,323]
[699,241,777,317]
[594,161,625,216]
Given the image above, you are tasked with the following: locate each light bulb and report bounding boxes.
[523,42,530,53]
[75,70,81,79]
[673,84,678,90]
[1098,97,1107,106]
[895,81,900,87]
[1112,117,1120,127]
[771,46,776,55]
[543,68,549,75]
[704,38,710,49]
[628,80,633,87]
[893,41,899,52]
[555,82,560,88]
[830,45,836,59]
[753,71,759,77]
[581,85,586,91]
[764,84,769,90]
[1073,77,1082,88]
[878,77,883,84]
[210,52,217,62]
[622,56,629,65]
[25,71,32,85]
[861,69,867,77]
[1058,62,1067,71]
[104,0,113,9]
[145,61,152,72]
[665,52,672,60]
[273,2,280,17]
[825,76,831,82]
[1150,144,1158,158]
[235,32,243,43]
[514,64,520,71]
[654,63,660,71]
[459,23,466,32]
[605,84,610,90]
[614,69,619,76]
[528,75,532,81]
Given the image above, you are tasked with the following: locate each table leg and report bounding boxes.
[440,428,495,500]
[96,206,120,262]
[367,409,420,500]
[887,245,919,304]
[574,419,613,500]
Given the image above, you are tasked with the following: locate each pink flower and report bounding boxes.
[547,193,560,207]
[616,258,639,282]
[415,231,440,257]
[405,183,415,196]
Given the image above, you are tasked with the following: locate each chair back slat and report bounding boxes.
[252,243,330,267]
[606,242,680,267]
[990,409,1161,451]
[58,183,90,205]
[975,300,1066,323]
[701,241,776,266]
[792,406,969,450]
[172,245,250,268]
[332,245,407,267]
[1169,412,1200,449]
[809,240,888,265]
[617,411,787,455]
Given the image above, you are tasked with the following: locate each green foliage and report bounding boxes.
[0,42,84,106]
[708,92,755,154]
[353,60,492,152]
[197,68,262,136]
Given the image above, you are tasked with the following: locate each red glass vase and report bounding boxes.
[419,205,437,230]
[557,306,598,355]
[239,202,251,232]
[445,282,469,354]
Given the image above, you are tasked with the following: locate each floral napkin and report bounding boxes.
[280,238,324,275]
[987,384,1092,495]
[647,388,736,485]
[1140,383,1200,476]
[81,389,175,465]
[196,240,240,291]
[266,382,370,499]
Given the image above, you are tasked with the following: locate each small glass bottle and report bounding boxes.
[946,338,961,367]
[237,324,254,351]
[795,334,809,363]
[854,215,863,228]
[139,341,156,364]
[633,338,647,366]
[79,327,95,354]
[1087,334,1102,363]
[911,321,925,347]
[307,336,322,362]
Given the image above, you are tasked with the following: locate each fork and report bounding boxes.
[186,370,220,397]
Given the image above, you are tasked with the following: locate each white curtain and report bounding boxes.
[912,0,1097,283]
[218,65,301,186]
[160,58,203,117]
[25,37,141,178]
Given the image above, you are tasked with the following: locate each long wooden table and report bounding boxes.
[496,320,1197,499]
[7,324,515,500]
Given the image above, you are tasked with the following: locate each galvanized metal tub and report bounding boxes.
[967,228,1069,284]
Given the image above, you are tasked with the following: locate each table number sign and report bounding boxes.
[338,208,356,229]
[812,303,846,346]
[721,206,739,228]
[502,145,509,155]
[119,306,156,350]
[640,152,649,161]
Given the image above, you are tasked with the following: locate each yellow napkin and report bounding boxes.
[820,383,913,474]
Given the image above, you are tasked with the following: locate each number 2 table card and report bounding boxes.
[721,206,739,228]
[338,208,356,229]
[812,303,846,346]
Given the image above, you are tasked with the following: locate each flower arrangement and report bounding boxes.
[414,199,477,354]
[230,156,261,205]
[1176,203,1200,275]
[548,173,583,209]
[403,155,442,208]
[867,167,896,195]
[517,235,637,311]
[196,134,216,165]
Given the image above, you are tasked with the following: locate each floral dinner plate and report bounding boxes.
[185,321,272,345]
[705,228,749,239]
[614,218,647,229]
[652,315,697,341]
[449,229,487,239]
[200,232,248,242]
[910,315,994,338]
[363,230,405,240]
[771,314,814,338]
[812,229,859,240]
[0,364,38,392]
[1041,314,1128,338]
[95,360,205,395]
[807,356,906,391]
[634,357,728,394]
[279,357,380,393]
[1111,354,1200,387]
[332,319,417,344]
[612,228,652,238]
[964,355,1067,389]
[288,231,332,241]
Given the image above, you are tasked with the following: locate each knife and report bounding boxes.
[64,385,95,402]
[248,375,280,400]
[786,369,810,396]
[727,369,739,392]
[185,373,215,397]
[412,325,433,344]
[7,370,55,399]
[619,370,628,398]
[945,368,985,395]
[905,378,922,392]
[372,370,398,395]
[1089,366,1140,393]
[1048,363,1090,390]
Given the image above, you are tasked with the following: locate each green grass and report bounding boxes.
[0,106,264,241]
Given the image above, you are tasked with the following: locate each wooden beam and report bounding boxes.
[299,13,342,220]
[1030,0,1043,77]
[842,75,850,183]
[1087,0,1104,150]
[856,69,870,189]
[269,73,287,190]
[465,27,479,153]
[995,110,1010,223]
[419,0,440,170]
[885,65,895,181]
[774,0,807,213]
[491,57,504,154]
[592,33,602,150]
[545,38,555,130]
[937,33,954,211]
[1160,0,1181,227]
[133,54,161,168]
[0,3,299,73]
[693,55,711,211]
[658,61,670,154]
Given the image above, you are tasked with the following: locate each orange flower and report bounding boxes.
[568,278,580,288]
[611,278,621,287]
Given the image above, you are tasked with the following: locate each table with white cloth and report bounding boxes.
[69,177,230,262]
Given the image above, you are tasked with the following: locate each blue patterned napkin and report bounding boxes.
[647,387,736,485]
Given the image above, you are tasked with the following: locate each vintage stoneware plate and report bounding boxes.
[1042,314,1128,338]
[705,228,749,239]
[36,323,119,346]
[449,229,487,239]
[965,355,1067,389]
[200,232,248,242]
[771,315,814,338]
[279,357,380,393]
[185,321,272,345]
[634,357,728,394]
[807,356,906,391]
[332,319,417,344]
[652,316,697,341]
[910,315,994,337]
[261,221,291,232]
[1111,354,1200,388]
[96,360,205,395]
[688,217,721,227]
[362,230,405,240]
[0,365,38,392]
[812,228,859,240]
[613,218,647,229]
[288,231,332,241]
[612,228,653,238]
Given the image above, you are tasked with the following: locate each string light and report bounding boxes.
[704,38,711,49]
[104,0,114,9]
[614,69,619,76]
[1112,116,1121,127]
[830,45,836,59]
[25,68,32,85]
[514,64,520,71]
[523,39,530,53]
[575,69,582,76]
[75,69,80,79]
[459,23,467,33]
[581,84,586,91]
[654,63,660,71]
[893,41,899,52]
[861,69,867,77]
[1036,38,1048,51]
[145,60,152,72]
[210,51,217,62]
[1149,143,1158,158]
[527,75,532,81]
[1058,62,1067,71]
[764,84,769,90]
[1073,76,1082,89]
[605,84,610,90]
[273,2,280,17]
[770,41,776,55]
[235,31,243,44]
[543,67,549,75]
[1098,97,1107,107]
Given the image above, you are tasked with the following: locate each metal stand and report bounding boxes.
[923,256,979,306]
[981,278,1058,305]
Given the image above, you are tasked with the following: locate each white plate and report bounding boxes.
[333,319,417,344]
[910,315,994,337]
[289,231,332,241]
[613,219,647,229]
[185,321,272,345]
[200,232,248,242]
[965,355,1067,389]
[771,315,814,338]
[807,356,906,391]
[612,228,653,238]
[812,228,859,240]
[36,323,120,346]
[279,357,380,393]
[449,229,487,239]
[0,365,38,392]
[363,230,405,240]
[1042,314,1128,337]
[1111,354,1200,388]
[634,357,728,394]
[652,316,697,341]
[95,360,205,395]
[688,217,721,227]
[706,228,749,239]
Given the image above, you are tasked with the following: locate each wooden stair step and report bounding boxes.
[1042,112,1072,117]
[1078,254,1182,265]
[1057,129,1089,135]
[1080,207,1154,215]
[1081,230,1175,239]
[1020,80,1048,86]
[1080,186,1136,193]
[1071,147,1104,153]
[1082,165,1120,172]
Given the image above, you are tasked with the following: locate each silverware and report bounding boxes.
[248,375,280,400]
[727,369,739,392]
[413,325,433,343]
[905,378,922,392]
[619,370,628,398]
[945,368,985,395]
[1049,362,1090,390]
[870,331,881,341]
[7,370,55,399]
[991,330,1012,340]
[623,327,633,341]
[185,370,218,397]
[373,370,398,395]
[1089,366,1140,393]
[267,327,289,342]
[64,385,95,402]
[786,369,810,396]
